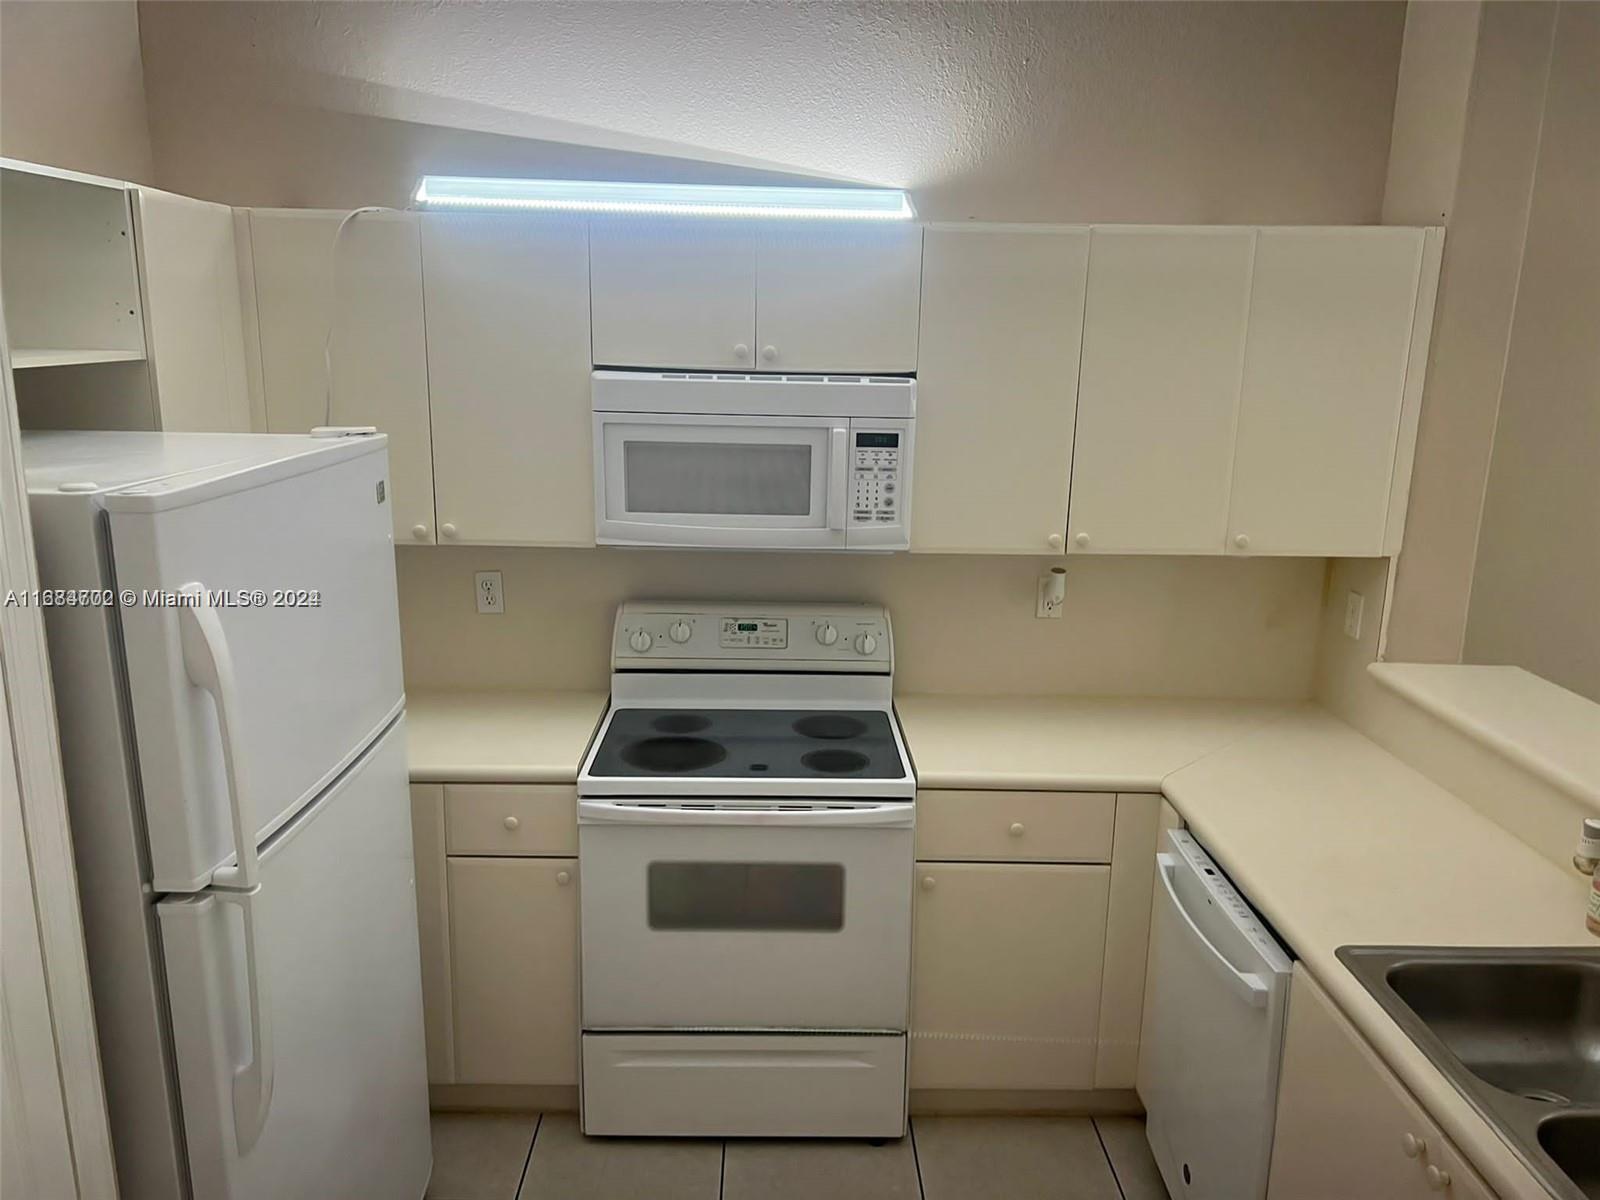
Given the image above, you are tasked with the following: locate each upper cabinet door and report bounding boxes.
[911,226,1089,555]
[589,218,756,369]
[246,209,436,544]
[1227,228,1426,556]
[132,188,251,433]
[1068,229,1254,554]
[422,214,594,547]
[754,225,922,373]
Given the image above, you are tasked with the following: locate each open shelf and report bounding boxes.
[12,347,147,370]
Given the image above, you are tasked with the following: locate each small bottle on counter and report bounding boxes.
[1575,818,1600,937]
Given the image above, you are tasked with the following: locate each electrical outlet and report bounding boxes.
[475,571,504,614]
[1036,569,1066,619]
[1343,590,1364,640]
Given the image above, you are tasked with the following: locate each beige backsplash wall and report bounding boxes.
[397,548,1323,699]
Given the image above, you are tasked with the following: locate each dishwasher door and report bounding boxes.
[1137,829,1293,1200]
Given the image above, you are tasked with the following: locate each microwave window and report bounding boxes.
[647,862,845,931]
[624,440,812,516]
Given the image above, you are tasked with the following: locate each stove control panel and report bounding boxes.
[614,602,891,671]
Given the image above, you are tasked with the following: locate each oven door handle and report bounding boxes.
[578,800,914,829]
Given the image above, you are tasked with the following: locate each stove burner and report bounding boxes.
[621,737,728,773]
[801,748,870,774]
[793,714,868,741]
[651,713,712,735]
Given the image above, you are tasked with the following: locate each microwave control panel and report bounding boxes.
[850,430,903,526]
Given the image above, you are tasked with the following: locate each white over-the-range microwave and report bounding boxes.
[591,370,915,550]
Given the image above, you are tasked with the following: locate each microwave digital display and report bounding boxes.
[856,432,900,448]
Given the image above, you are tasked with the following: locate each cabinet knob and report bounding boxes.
[441,522,458,539]
[1402,1133,1426,1159]
[411,524,429,541]
[555,870,572,886]
[921,875,936,891]
[1425,1165,1451,1191]
[1046,533,1064,551]
[1009,822,1026,837]
[502,816,520,831]
[733,343,750,361]
[1233,533,1249,550]
[761,345,779,363]
[1074,532,1090,548]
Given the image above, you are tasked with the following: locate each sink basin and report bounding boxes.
[1339,947,1600,1200]
[1384,958,1600,1105]
[1540,1115,1600,1197]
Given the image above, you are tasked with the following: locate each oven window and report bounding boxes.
[647,862,844,931]
[624,440,812,516]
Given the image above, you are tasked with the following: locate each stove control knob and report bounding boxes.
[815,623,839,646]
[854,632,879,656]
[668,620,693,644]
[628,629,653,654]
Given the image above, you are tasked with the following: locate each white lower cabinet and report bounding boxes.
[1268,965,1497,1200]
[446,855,580,1086]
[911,860,1110,1089]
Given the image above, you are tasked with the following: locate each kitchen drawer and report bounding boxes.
[444,784,578,856]
[914,790,1115,863]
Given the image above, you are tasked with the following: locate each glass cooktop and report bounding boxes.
[588,708,907,780]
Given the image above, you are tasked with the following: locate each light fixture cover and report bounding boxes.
[412,176,915,221]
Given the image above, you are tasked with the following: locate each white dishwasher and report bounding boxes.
[1138,829,1293,1200]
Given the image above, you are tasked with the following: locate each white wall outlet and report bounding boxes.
[1036,567,1066,619]
[1343,589,1364,641]
[475,571,504,614]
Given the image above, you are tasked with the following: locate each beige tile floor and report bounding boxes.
[426,1111,1170,1200]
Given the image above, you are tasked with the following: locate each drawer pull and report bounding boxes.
[1425,1165,1451,1191]
[503,816,520,831]
[1402,1133,1425,1159]
[921,876,937,891]
[556,870,572,886]
[1008,822,1026,838]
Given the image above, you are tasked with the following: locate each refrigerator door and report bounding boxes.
[157,716,430,1200]
[107,436,404,890]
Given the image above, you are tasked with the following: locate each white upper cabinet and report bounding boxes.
[245,209,436,543]
[590,219,756,370]
[422,213,594,547]
[1227,228,1430,556]
[753,225,921,373]
[132,188,251,433]
[588,219,921,373]
[1069,228,1254,554]
[911,225,1089,555]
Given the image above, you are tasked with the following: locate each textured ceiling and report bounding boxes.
[136,1,1407,221]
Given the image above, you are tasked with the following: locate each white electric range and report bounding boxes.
[577,601,915,1138]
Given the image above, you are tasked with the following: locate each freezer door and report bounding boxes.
[157,716,430,1200]
[109,439,404,890]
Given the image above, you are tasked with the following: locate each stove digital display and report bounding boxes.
[720,617,788,649]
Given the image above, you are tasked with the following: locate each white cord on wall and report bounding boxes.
[323,206,394,428]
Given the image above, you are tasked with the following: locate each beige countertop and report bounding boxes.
[1164,706,1594,1200]
[406,689,607,782]
[894,693,1299,790]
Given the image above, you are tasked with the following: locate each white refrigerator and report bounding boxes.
[23,430,431,1200]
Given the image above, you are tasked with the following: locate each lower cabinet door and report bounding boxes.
[1268,965,1496,1200]
[911,862,1109,1089]
[448,856,579,1085]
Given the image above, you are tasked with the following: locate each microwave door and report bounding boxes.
[594,413,849,549]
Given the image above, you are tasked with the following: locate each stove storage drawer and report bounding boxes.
[445,784,579,857]
[913,790,1115,863]
[581,1033,907,1138]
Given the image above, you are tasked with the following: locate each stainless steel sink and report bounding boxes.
[1339,947,1600,1200]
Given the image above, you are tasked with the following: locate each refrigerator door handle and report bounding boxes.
[215,886,275,1152]
[177,583,258,891]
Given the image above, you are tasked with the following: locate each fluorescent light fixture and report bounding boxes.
[412,176,916,221]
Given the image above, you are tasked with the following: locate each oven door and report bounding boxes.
[593,413,849,549]
[578,800,913,1030]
